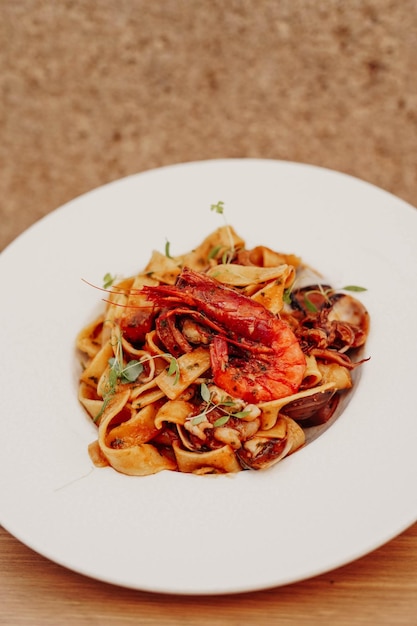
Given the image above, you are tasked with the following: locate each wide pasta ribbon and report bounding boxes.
[91,391,177,476]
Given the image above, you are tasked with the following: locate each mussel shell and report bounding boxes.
[282,389,339,426]
[237,438,289,470]
[290,284,333,314]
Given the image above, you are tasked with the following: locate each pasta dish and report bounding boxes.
[76,223,370,476]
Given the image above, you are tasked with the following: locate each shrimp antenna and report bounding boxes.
[81,278,143,297]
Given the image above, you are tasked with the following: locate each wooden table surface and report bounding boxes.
[1,522,416,625]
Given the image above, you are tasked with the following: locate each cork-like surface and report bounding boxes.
[1,0,416,250]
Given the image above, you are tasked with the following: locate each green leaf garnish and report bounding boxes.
[190,384,250,427]
[233,410,251,418]
[191,415,207,426]
[303,294,319,313]
[94,335,143,423]
[108,349,143,385]
[165,239,172,258]
[103,272,116,289]
[209,201,236,264]
[208,245,222,260]
[213,415,230,427]
[121,360,144,383]
[302,283,367,313]
[210,201,225,215]
[200,382,211,403]
[212,409,250,427]
[341,285,367,292]
[221,249,232,264]
[108,363,119,389]
[167,356,180,385]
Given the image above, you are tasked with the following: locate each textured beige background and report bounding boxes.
[1,0,416,250]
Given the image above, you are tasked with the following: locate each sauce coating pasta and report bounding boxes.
[76,226,370,476]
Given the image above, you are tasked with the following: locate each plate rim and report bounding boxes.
[1,158,417,595]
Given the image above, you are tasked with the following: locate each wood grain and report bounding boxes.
[1,523,416,625]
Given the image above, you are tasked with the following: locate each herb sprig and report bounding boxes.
[283,283,367,313]
[210,201,236,264]
[165,239,173,259]
[103,272,117,289]
[303,284,367,313]
[190,382,250,428]
[95,332,179,422]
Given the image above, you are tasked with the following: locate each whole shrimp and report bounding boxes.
[142,268,306,404]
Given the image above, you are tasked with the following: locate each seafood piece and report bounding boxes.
[118,275,158,345]
[119,292,155,345]
[258,381,337,430]
[310,348,368,370]
[290,284,333,315]
[142,268,306,404]
[237,416,305,470]
[178,395,262,452]
[210,333,305,404]
[327,293,370,348]
[154,308,225,357]
[278,360,352,426]
[290,285,370,354]
[282,389,338,424]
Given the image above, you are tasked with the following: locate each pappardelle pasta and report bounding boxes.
[76,225,370,476]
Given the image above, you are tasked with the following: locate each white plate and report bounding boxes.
[1,159,416,595]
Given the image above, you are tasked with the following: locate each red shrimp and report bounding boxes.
[142,267,306,403]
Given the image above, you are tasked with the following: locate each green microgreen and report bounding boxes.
[191,414,207,426]
[303,284,367,313]
[210,200,225,215]
[165,239,172,258]
[103,272,117,289]
[108,334,143,383]
[200,381,211,403]
[341,285,367,293]
[190,383,250,427]
[167,355,180,385]
[303,293,320,313]
[209,201,236,264]
[93,333,145,422]
[208,245,222,260]
[221,249,232,264]
[94,344,180,423]
[108,357,144,383]
[212,415,230,427]
[283,274,367,312]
